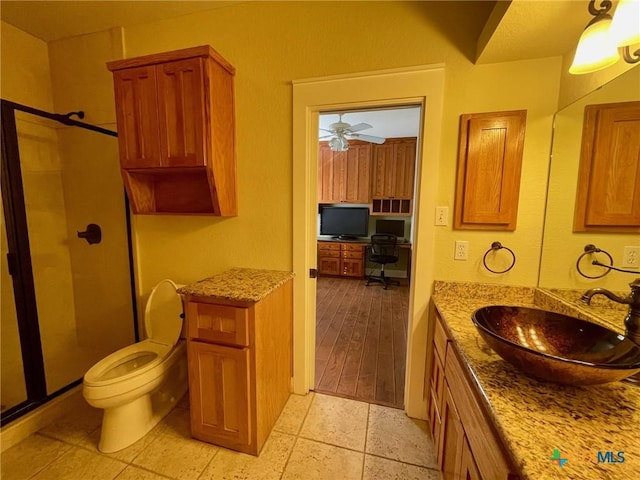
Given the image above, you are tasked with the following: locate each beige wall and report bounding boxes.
[38,1,560,297]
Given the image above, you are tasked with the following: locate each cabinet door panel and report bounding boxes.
[372,144,393,197]
[393,140,416,198]
[342,258,363,277]
[188,341,251,448]
[318,256,341,275]
[344,144,371,203]
[318,144,342,203]
[157,58,207,167]
[439,385,465,480]
[112,66,160,168]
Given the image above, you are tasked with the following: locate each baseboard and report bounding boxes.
[1,385,84,452]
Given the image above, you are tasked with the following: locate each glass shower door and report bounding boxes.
[2,107,135,409]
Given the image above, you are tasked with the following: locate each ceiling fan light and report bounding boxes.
[328,136,349,152]
[610,0,640,47]
[569,16,620,74]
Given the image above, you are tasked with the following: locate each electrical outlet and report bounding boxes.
[622,246,640,269]
[454,240,469,260]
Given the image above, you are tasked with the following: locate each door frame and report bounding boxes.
[292,65,445,418]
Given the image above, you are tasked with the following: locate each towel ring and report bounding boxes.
[576,244,613,279]
[482,241,516,274]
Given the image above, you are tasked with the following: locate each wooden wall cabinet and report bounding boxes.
[107,45,237,216]
[370,137,416,215]
[317,241,365,277]
[573,101,640,233]
[454,111,526,230]
[318,141,371,204]
[185,279,292,455]
[427,308,519,480]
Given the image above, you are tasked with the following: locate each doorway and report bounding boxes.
[292,65,445,418]
[314,107,420,408]
[1,100,137,425]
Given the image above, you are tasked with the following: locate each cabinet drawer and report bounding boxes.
[319,250,340,258]
[434,314,449,366]
[342,244,364,252]
[342,251,363,259]
[445,346,514,480]
[188,302,249,347]
[318,243,341,252]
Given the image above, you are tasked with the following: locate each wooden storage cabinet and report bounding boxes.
[185,279,292,455]
[427,309,518,480]
[317,241,365,277]
[370,137,416,215]
[108,45,237,216]
[318,141,371,204]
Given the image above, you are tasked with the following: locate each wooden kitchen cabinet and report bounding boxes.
[107,45,237,216]
[317,241,365,277]
[370,137,416,215]
[427,308,519,480]
[185,279,292,455]
[318,141,371,204]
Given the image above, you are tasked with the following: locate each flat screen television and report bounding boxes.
[320,207,369,239]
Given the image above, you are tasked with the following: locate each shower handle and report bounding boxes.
[77,224,102,245]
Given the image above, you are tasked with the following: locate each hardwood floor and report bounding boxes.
[314,276,408,409]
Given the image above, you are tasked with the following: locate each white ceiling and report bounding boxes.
[319,107,421,140]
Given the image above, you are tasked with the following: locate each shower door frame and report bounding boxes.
[0,99,138,426]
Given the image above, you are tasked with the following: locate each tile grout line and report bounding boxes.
[361,402,371,480]
[278,392,317,479]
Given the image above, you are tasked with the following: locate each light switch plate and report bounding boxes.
[435,206,448,226]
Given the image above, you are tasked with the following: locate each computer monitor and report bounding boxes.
[320,207,369,239]
[375,219,405,238]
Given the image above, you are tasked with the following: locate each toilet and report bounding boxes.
[83,279,188,453]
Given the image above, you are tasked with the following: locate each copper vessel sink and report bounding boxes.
[472,306,640,385]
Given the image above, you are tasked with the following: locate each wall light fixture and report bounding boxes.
[570,0,640,74]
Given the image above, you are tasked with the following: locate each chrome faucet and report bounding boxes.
[580,279,640,344]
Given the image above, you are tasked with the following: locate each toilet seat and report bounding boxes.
[84,279,183,388]
[83,340,170,387]
[144,279,183,347]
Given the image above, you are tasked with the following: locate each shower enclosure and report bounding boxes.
[1,100,137,425]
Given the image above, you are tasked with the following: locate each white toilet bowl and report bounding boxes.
[83,279,188,453]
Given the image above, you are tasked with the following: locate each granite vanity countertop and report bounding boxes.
[177,268,294,303]
[432,281,640,480]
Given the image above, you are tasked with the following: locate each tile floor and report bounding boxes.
[1,392,440,480]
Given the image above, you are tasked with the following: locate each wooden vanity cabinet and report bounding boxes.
[107,45,237,216]
[427,308,519,480]
[185,279,292,455]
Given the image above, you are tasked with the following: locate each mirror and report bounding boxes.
[539,66,640,292]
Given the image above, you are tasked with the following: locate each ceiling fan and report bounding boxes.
[320,114,386,151]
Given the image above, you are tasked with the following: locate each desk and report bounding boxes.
[317,239,412,279]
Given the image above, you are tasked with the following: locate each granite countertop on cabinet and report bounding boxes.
[177,268,294,304]
[432,281,640,480]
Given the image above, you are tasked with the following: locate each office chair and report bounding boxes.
[366,234,400,289]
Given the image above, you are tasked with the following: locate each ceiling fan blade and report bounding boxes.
[345,122,372,133]
[349,133,386,144]
[319,135,333,139]
[320,128,335,133]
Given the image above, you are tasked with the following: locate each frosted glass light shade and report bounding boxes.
[570,17,620,74]
[329,136,348,151]
[610,0,640,47]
